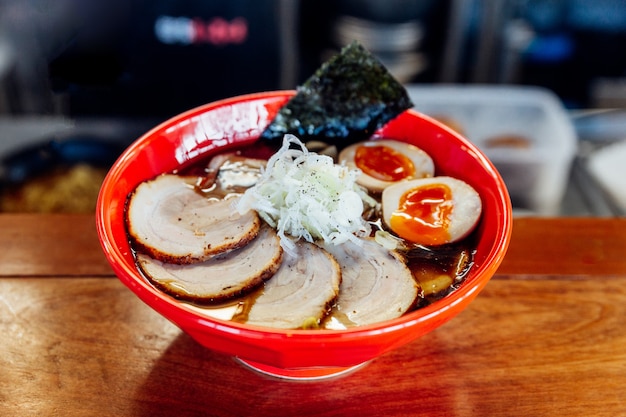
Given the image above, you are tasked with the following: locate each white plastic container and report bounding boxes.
[405,85,578,215]
[586,139,626,213]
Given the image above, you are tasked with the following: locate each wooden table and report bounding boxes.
[1,214,625,417]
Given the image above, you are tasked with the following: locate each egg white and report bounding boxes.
[338,139,435,193]
[381,176,482,245]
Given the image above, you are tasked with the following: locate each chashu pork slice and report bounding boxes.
[136,225,283,303]
[320,238,418,329]
[236,241,341,329]
[127,174,260,264]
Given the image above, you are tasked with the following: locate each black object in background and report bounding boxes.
[297,0,449,85]
[515,0,626,108]
[49,0,287,119]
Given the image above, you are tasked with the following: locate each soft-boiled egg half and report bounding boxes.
[339,139,435,193]
[382,176,482,246]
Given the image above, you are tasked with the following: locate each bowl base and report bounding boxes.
[235,358,369,381]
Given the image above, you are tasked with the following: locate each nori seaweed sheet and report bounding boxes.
[260,42,413,146]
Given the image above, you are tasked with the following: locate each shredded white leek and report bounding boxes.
[236,134,376,255]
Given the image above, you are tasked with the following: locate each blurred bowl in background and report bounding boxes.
[0,137,125,213]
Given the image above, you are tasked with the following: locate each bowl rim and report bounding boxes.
[96,90,513,340]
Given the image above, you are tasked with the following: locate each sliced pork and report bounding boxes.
[126,174,260,264]
[236,241,341,329]
[136,225,283,303]
[320,238,418,328]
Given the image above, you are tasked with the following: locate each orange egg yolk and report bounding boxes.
[390,183,453,245]
[355,145,415,182]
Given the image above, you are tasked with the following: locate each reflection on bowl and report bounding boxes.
[96,91,512,380]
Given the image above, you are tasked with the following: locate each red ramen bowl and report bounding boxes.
[96,91,512,380]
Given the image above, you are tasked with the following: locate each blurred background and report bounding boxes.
[1,0,625,215]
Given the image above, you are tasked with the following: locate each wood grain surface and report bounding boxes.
[1,214,625,416]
